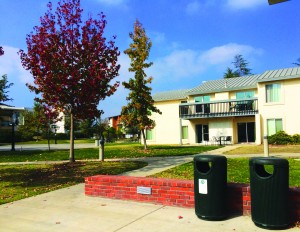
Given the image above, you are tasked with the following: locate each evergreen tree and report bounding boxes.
[232,54,252,76]
[0,47,13,103]
[223,54,252,79]
[293,58,300,66]
[223,67,239,79]
[0,75,13,103]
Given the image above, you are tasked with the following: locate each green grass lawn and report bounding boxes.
[0,161,147,205]
[225,144,300,154]
[0,144,219,205]
[0,144,220,163]
[151,158,300,187]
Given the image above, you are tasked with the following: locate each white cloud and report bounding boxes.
[0,46,32,84]
[149,31,166,45]
[186,1,201,15]
[150,43,263,82]
[226,0,264,9]
[151,49,204,81]
[201,43,263,65]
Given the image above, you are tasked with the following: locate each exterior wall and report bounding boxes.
[186,118,235,145]
[109,115,122,130]
[209,119,233,138]
[147,100,185,145]
[258,78,300,140]
[55,112,66,133]
[214,92,229,101]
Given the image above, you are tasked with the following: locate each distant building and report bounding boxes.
[0,103,26,128]
[108,115,122,130]
[53,112,66,134]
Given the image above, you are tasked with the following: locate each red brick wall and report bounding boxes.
[85,175,299,223]
[85,175,194,207]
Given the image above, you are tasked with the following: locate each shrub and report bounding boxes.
[292,134,300,144]
[268,131,292,145]
[53,133,69,140]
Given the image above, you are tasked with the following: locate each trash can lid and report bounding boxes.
[194,154,227,162]
[249,157,289,167]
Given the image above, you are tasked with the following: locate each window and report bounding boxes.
[146,129,153,140]
[182,126,188,139]
[195,95,210,113]
[195,95,210,103]
[266,83,281,103]
[236,91,254,99]
[267,119,283,136]
[180,101,188,115]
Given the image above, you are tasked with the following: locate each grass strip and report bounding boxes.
[0,144,219,163]
[151,158,300,187]
[0,161,147,205]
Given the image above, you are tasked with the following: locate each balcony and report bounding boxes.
[179,98,258,119]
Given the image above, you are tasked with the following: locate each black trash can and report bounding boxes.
[194,155,227,220]
[249,157,289,229]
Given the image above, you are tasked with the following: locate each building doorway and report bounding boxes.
[237,122,255,143]
[196,124,209,143]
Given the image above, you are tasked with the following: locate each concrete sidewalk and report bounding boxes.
[0,143,96,151]
[3,183,298,232]
[0,145,299,231]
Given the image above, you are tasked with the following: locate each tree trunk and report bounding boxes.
[69,113,75,162]
[141,129,147,150]
[47,126,51,151]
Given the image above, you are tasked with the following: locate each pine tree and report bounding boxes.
[223,67,239,79]
[223,54,252,79]
[232,54,252,76]
[0,48,14,103]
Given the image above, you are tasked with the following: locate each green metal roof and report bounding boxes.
[188,74,260,95]
[153,67,300,102]
[257,67,300,82]
[153,89,190,102]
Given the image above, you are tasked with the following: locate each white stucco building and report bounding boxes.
[144,67,300,145]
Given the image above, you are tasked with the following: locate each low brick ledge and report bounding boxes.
[85,175,299,223]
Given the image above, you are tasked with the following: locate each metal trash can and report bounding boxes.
[194,155,227,220]
[249,157,289,229]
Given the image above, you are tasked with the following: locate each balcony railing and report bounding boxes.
[179,98,258,119]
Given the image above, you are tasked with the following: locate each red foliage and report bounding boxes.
[19,0,120,120]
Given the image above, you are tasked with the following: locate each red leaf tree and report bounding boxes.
[19,0,120,162]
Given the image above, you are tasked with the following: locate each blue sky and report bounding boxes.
[0,0,299,118]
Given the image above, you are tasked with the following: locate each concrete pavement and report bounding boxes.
[0,143,96,151]
[2,183,298,232]
[0,144,299,231]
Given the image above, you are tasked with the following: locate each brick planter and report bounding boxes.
[85,175,300,224]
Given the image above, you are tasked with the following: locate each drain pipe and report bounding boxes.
[264,134,269,157]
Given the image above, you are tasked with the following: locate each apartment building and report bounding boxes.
[145,67,300,145]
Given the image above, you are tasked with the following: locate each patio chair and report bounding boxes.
[224,136,232,145]
[211,136,220,145]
